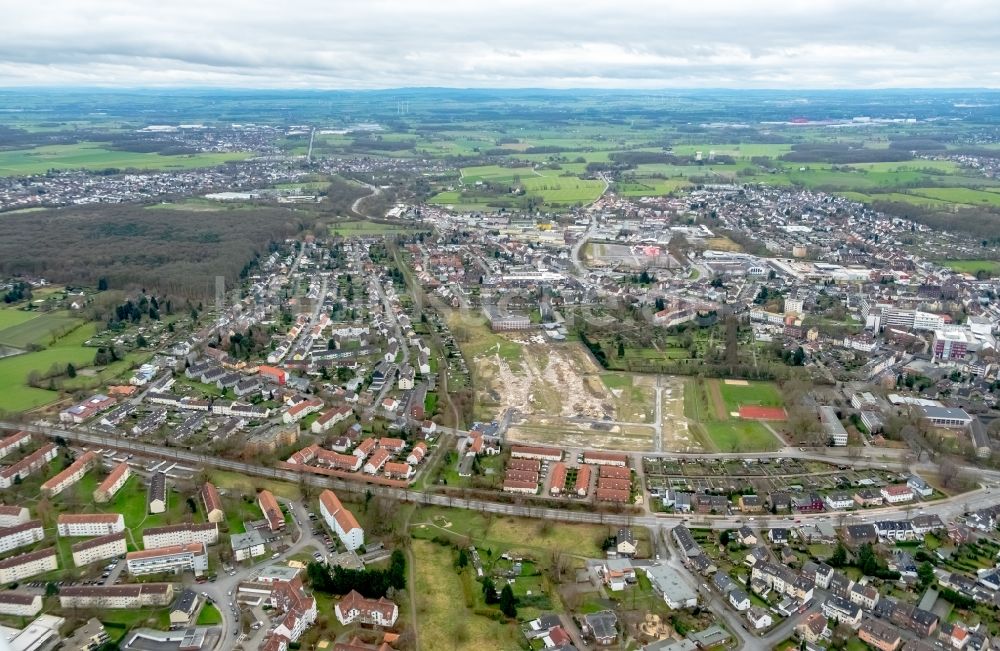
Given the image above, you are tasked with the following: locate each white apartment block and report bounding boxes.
[59,584,174,609]
[0,521,45,554]
[41,451,98,497]
[0,549,58,583]
[319,490,364,551]
[0,592,42,617]
[94,462,131,503]
[57,513,125,537]
[0,506,30,528]
[71,532,128,567]
[142,523,219,549]
[126,543,208,576]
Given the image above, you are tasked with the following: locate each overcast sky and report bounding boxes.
[2,0,998,89]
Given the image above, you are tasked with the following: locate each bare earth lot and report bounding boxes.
[459,323,703,452]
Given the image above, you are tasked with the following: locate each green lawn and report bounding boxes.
[0,320,140,413]
[0,142,252,176]
[196,603,222,625]
[0,346,96,411]
[705,420,780,453]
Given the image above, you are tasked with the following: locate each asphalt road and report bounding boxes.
[196,499,325,651]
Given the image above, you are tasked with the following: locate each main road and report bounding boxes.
[10,421,1000,532]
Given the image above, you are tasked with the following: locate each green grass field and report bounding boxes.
[0,142,252,176]
[683,379,781,452]
[0,312,82,348]
[0,308,38,330]
[938,260,1000,275]
[718,381,783,413]
[704,420,780,453]
[196,603,222,625]
[614,177,691,197]
[907,187,1000,207]
[329,220,421,236]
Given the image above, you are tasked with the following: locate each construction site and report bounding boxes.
[457,319,704,452]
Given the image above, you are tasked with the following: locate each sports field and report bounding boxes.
[0,142,252,176]
[718,380,784,414]
[683,378,781,452]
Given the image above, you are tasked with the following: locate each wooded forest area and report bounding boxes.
[0,205,306,298]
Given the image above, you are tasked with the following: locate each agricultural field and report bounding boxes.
[613,177,691,197]
[907,187,1000,207]
[431,164,605,210]
[669,143,794,159]
[0,142,252,176]
[0,308,38,331]
[0,311,82,348]
[938,260,1000,276]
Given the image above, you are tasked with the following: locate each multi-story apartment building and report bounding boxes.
[0,520,45,554]
[0,443,58,488]
[142,522,219,549]
[71,532,128,567]
[59,584,174,609]
[57,513,125,537]
[93,462,131,503]
[126,543,208,576]
[41,451,98,497]
[319,490,364,551]
[0,548,58,583]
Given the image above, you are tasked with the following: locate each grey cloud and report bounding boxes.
[0,0,997,88]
